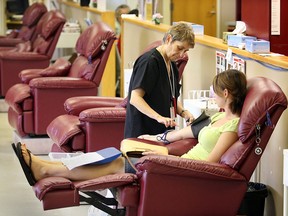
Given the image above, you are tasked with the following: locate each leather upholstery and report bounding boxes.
[32,77,287,215]
[0,3,47,47]
[5,22,116,137]
[46,41,188,153]
[0,10,66,97]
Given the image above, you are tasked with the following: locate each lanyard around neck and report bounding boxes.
[168,64,175,99]
[159,49,175,99]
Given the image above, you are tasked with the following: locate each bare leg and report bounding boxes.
[21,144,125,182]
[139,126,194,143]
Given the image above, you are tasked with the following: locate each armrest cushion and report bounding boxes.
[7,30,19,38]
[19,58,71,84]
[19,69,43,84]
[79,107,126,122]
[29,77,96,89]
[126,138,198,156]
[39,58,71,76]
[64,96,124,115]
[15,41,32,52]
[47,115,82,146]
[5,83,31,114]
[0,51,48,60]
[135,155,245,181]
[0,38,24,46]
[166,138,198,156]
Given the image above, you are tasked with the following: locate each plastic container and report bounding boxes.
[237,182,269,216]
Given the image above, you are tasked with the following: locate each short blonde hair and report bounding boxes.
[163,22,195,48]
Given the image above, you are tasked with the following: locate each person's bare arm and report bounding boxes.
[176,100,194,125]
[206,131,238,163]
[130,88,177,128]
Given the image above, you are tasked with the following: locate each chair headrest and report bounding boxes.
[40,10,66,40]
[238,77,287,143]
[220,77,287,170]
[22,3,47,27]
[75,22,116,58]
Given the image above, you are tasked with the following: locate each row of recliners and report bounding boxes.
[29,77,288,215]
[3,4,288,215]
[0,3,66,97]
[5,22,117,138]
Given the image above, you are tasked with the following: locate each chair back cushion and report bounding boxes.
[18,3,47,41]
[75,22,115,59]
[220,77,287,178]
[31,10,66,56]
[22,3,47,27]
[68,22,116,83]
[68,56,101,80]
[175,53,188,79]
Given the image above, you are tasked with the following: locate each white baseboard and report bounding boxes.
[0,99,8,112]
[12,131,54,155]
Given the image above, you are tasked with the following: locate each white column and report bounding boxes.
[0,0,7,35]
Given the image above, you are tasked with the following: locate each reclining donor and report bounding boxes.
[15,69,247,184]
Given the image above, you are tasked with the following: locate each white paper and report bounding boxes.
[61,152,104,170]
[271,0,281,35]
[232,21,246,34]
[97,0,106,11]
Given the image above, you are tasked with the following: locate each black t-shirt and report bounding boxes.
[124,48,181,138]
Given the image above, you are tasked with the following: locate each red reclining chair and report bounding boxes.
[5,22,116,137]
[0,2,47,48]
[0,10,66,97]
[46,41,189,153]
[31,76,287,215]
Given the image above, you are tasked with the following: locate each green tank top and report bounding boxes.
[180,112,239,161]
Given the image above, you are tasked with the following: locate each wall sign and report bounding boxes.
[271,0,281,35]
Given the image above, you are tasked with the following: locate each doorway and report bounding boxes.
[171,0,217,37]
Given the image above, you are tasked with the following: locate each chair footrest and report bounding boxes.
[32,173,138,211]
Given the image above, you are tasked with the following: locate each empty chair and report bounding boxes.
[46,41,189,153]
[31,76,287,215]
[0,10,66,97]
[0,3,47,47]
[5,22,116,137]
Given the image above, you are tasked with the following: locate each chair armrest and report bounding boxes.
[136,155,245,181]
[19,69,43,84]
[125,138,198,156]
[39,57,71,76]
[0,51,48,61]
[5,83,31,113]
[29,77,96,89]
[0,38,24,47]
[19,58,72,84]
[64,96,124,115]
[166,138,198,156]
[79,107,126,123]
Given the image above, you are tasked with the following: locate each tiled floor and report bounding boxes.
[0,112,92,216]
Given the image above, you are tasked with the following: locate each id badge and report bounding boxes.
[170,97,177,120]
[170,106,176,120]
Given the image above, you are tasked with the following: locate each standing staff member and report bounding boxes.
[124,23,195,138]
